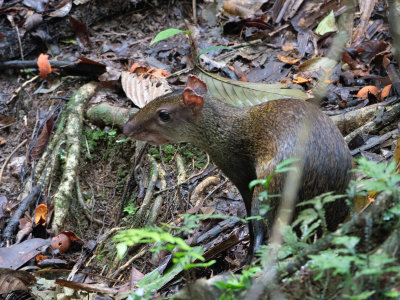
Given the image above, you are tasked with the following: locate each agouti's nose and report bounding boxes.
[123,121,134,136]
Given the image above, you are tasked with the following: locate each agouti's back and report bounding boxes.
[123,75,352,259]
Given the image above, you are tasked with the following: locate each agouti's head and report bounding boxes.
[123,75,207,145]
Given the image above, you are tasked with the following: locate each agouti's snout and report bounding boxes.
[123,121,135,137]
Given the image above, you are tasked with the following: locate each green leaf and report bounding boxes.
[116,243,127,259]
[249,179,267,189]
[196,46,232,59]
[184,259,216,270]
[333,236,360,252]
[276,158,300,168]
[385,290,400,298]
[150,28,190,46]
[343,290,375,300]
[315,10,336,35]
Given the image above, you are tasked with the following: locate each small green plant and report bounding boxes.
[294,192,346,239]
[249,158,299,215]
[349,157,400,199]
[58,148,67,161]
[179,144,208,169]
[214,266,262,300]
[309,235,400,299]
[162,144,175,162]
[306,158,400,299]
[123,205,137,216]
[148,144,207,170]
[148,146,160,159]
[114,226,215,298]
[84,128,121,160]
[150,28,190,46]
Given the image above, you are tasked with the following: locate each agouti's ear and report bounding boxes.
[183,87,204,113]
[186,75,207,95]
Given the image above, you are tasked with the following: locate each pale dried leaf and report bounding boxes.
[121,72,172,108]
[199,70,308,107]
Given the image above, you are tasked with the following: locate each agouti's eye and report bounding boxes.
[158,110,170,122]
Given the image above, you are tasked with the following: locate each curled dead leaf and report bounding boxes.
[356,85,379,99]
[129,62,149,74]
[35,253,50,263]
[277,53,301,64]
[37,54,52,79]
[380,84,392,100]
[34,203,47,225]
[151,69,170,77]
[293,76,310,84]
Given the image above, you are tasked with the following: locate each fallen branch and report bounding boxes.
[51,82,97,233]
[3,186,41,244]
[132,156,159,228]
[344,102,400,143]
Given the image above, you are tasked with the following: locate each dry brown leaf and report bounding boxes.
[380,84,392,100]
[0,269,35,293]
[151,69,170,77]
[121,71,172,108]
[293,76,310,84]
[35,253,50,263]
[0,113,16,129]
[277,53,301,64]
[31,116,54,161]
[356,85,379,98]
[129,62,149,74]
[282,43,294,51]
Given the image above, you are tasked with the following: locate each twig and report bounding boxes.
[344,102,400,143]
[3,186,41,244]
[350,129,399,155]
[87,227,126,267]
[192,0,197,24]
[111,246,147,278]
[0,139,27,184]
[132,156,159,228]
[149,162,166,225]
[155,153,210,195]
[7,75,39,104]
[176,154,186,185]
[190,176,220,207]
[76,177,103,225]
[202,178,228,202]
[55,279,117,295]
[15,26,24,60]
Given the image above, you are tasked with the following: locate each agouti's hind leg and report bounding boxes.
[244,218,265,263]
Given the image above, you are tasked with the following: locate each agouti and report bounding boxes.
[123,75,353,259]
